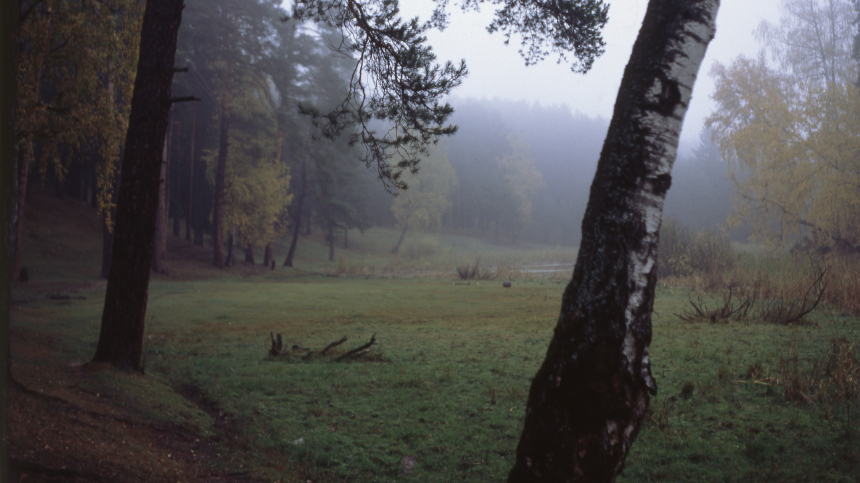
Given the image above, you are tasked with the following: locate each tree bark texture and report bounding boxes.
[92,0,184,371]
[507,2,718,481]
[212,70,232,268]
[3,1,22,478]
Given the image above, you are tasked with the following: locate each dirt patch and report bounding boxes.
[7,329,267,483]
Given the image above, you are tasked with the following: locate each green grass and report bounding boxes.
[11,190,860,481]
[12,277,860,482]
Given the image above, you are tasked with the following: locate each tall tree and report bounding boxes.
[294,2,719,479]
[2,0,22,477]
[707,0,860,252]
[506,1,718,479]
[92,0,184,371]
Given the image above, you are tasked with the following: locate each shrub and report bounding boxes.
[657,218,735,278]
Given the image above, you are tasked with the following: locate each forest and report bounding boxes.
[4,0,860,481]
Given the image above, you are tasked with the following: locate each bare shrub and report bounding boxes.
[678,258,827,325]
[456,259,493,280]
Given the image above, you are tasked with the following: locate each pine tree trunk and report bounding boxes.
[92,0,184,372]
[152,126,169,274]
[212,69,232,268]
[284,152,308,267]
[507,2,718,481]
[186,103,196,241]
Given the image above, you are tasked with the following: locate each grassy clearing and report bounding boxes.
[12,277,860,481]
[10,190,860,481]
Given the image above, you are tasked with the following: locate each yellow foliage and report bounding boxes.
[204,88,293,247]
[707,54,860,250]
[17,0,143,224]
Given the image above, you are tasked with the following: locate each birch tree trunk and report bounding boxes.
[92,0,184,371]
[508,1,719,481]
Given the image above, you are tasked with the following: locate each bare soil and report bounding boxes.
[7,326,266,483]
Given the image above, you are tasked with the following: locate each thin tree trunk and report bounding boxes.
[225,232,234,267]
[328,223,335,262]
[186,103,196,241]
[11,145,29,282]
[92,0,184,372]
[507,2,718,481]
[344,228,348,249]
[152,121,169,274]
[391,223,408,254]
[101,60,121,280]
[284,141,309,267]
[100,160,121,279]
[212,72,232,268]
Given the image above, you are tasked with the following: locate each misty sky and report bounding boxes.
[398,1,783,156]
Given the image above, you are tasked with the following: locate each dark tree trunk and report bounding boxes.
[327,223,335,262]
[305,204,311,235]
[152,130,168,274]
[11,146,29,282]
[225,232,234,267]
[3,2,22,476]
[212,69,232,268]
[100,157,121,279]
[170,120,180,238]
[391,223,408,254]
[186,104,196,241]
[284,155,307,267]
[507,2,718,481]
[344,228,348,249]
[263,242,273,267]
[244,243,254,264]
[92,0,184,372]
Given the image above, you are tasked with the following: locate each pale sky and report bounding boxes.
[398,1,784,156]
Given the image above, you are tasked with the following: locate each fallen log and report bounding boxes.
[321,336,348,355]
[334,334,377,362]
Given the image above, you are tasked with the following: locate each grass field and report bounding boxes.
[8,190,860,482]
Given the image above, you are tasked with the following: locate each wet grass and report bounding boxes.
[12,277,860,482]
[10,190,860,481]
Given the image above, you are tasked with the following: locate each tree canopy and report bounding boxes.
[707,0,860,252]
[289,0,607,191]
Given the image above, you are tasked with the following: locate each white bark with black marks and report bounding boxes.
[508,2,719,482]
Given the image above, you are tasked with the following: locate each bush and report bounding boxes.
[401,237,439,260]
[657,218,735,278]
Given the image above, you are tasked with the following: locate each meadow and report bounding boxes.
[8,190,860,482]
